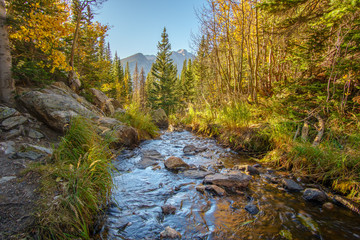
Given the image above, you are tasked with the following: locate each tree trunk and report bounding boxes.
[68,10,82,91]
[0,0,14,104]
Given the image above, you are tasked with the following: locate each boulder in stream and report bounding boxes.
[245,204,259,215]
[203,170,252,191]
[161,204,176,215]
[164,156,190,171]
[160,226,181,239]
[205,185,226,196]
[282,178,304,192]
[234,164,259,175]
[303,188,327,202]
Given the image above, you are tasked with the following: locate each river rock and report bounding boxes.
[196,184,206,194]
[245,204,259,215]
[0,107,18,121]
[203,171,252,191]
[18,83,102,132]
[234,164,259,175]
[138,150,164,169]
[161,205,176,215]
[303,188,327,202]
[205,185,226,196]
[164,156,190,171]
[151,109,168,129]
[160,226,181,239]
[89,88,115,116]
[282,179,304,192]
[1,116,28,130]
[182,169,213,179]
[111,124,139,148]
[96,117,122,129]
[183,144,207,155]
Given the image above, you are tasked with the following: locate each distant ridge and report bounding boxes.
[121,49,195,76]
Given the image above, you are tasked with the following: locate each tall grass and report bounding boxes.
[32,116,114,239]
[113,102,159,139]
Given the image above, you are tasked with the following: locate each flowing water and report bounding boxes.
[103,130,360,240]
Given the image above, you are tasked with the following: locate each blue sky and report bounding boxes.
[94,0,206,58]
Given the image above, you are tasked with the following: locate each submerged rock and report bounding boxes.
[245,204,259,215]
[303,188,327,202]
[164,156,190,171]
[183,144,207,155]
[203,170,252,191]
[182,169,213,179]
[282,179,304,192]
[138,150,164,169]
[161,205,176,215]
[160,226,181,239]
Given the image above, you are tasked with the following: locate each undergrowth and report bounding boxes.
[114,102,159,139]
[30,116,114,239]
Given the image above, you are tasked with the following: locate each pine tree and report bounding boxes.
[124,62,133,103]
[149,27,178,114]
[139,67,146,108]
[132,62,139,103]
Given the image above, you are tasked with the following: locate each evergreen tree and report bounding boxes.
[183,59,195,103]
[149,27,178,114]
[124,62,133,103]
[139,67,146,108]
[132,62,139,103]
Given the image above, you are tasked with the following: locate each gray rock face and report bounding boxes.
[303,188,327,202]
[15,151,44,161]
[1,116,27,130]
[111,124,139,148]
[245,204,259,215]
[282,179,304,192]
[164,156,190,171]
[203,171,252,191]
[89,88,115,116]
[160,226,181,239]
[19,83,101,132]
[151,109,168,129]
[0,141,16,155]
[138,150,164,169]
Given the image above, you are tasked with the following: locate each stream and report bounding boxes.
[103,130,360,240]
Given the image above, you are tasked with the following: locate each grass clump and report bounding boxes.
[31,116,114,239]
[113,102,159,139]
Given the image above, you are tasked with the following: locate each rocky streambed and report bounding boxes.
[103,130,360,240]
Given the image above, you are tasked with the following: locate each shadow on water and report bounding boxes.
[103,131,360,240]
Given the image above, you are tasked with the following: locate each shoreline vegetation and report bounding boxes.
[170,100,360,204]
